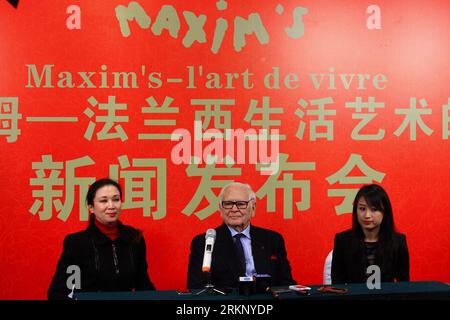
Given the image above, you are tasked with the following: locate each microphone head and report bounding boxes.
[205,228,216,240]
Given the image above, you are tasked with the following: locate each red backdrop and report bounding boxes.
[1,0,449,299]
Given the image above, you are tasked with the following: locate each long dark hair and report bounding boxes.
[87,178,142,243]
[351,184,398,267]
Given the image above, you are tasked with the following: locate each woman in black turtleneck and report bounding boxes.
[48,178,155,299]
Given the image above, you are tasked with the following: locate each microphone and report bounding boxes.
[68,284,75,299]
[202,229,216,273]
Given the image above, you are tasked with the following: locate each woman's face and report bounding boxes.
[356,197,383,234]
[89,185,122,225]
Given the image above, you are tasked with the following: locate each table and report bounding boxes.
[74,281,450,300]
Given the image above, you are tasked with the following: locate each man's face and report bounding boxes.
[220,185,255,232]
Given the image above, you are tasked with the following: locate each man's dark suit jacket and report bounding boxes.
[331,229,410,284]
[187,223,296,289]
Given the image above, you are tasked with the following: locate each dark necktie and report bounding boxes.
[234,233,246,276]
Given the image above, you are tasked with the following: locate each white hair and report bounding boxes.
[218,182,256,202]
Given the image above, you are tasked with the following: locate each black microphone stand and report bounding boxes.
[195,272,226,296]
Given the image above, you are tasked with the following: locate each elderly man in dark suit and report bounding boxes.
[187,182,296,289]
